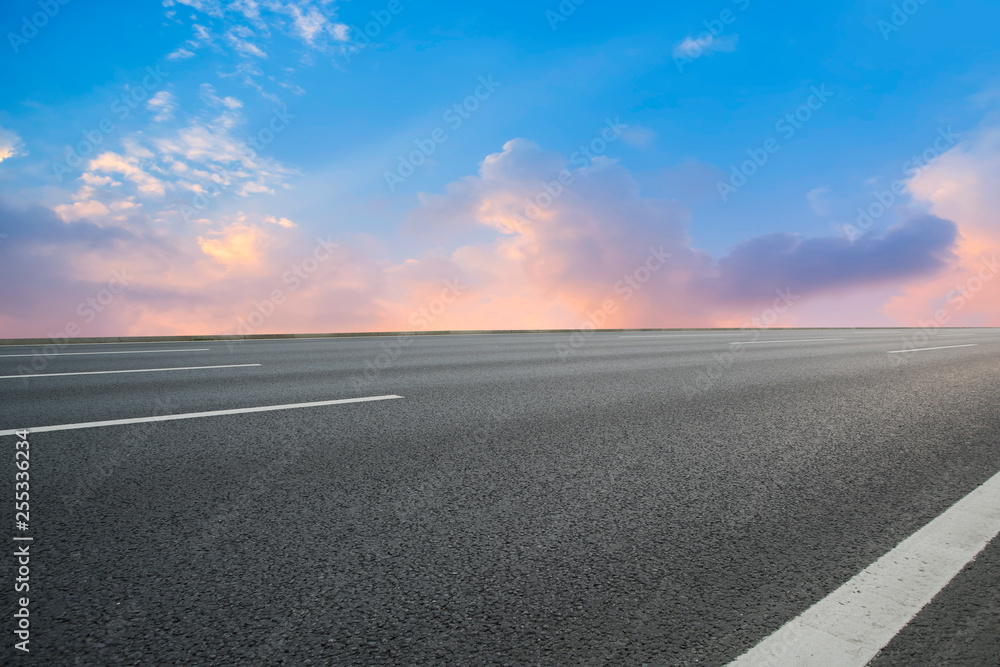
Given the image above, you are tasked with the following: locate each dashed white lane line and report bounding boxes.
[729,338,845,345]
[0,395,403,436]
[0,348,210,358]
[0,364,261,379]
[887,344,977,354]
[728,470,1000,667]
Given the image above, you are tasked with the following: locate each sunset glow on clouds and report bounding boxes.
[1,0,998,336]
[882,122,1000,327]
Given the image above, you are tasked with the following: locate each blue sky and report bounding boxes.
[2,0,1000,334]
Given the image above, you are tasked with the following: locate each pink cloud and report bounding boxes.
[0,138,968,338]
[881,123,1000,327]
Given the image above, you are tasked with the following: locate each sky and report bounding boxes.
[1,0,999,336]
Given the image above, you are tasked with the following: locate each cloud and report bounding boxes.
[226,25,268,58]
[712,215,957,302]
[0,138,967,337]
[87,152,167,197]
[65,91,295,209]
[80,173,121,187]
[146,91,178,122]
[880,121,1000,326]
[284,2,350,45]
[198,221,270,267]
[0,200,360,338]
[264,215,296,228]
[167,47,196,60]
[621,125,657,149]
[807,186,832,215]
[54,199,111,222]
[673,33,738,59]
[0,202,145,336]
[164,0,351,73]
[0,126,25,163]
[404,139,958,328]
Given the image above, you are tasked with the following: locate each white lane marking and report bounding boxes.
[887,344,978,354]
[0,364,260,379]
[729,338,845,345]
[0,348,210,358]
[0,340,231,349]
[0,395,403,436]
[728,470,1000,667]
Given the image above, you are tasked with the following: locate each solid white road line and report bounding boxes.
[729,338,845,345]
[887,344,978,354]
[0,395,403,436]
[0,348,210,358]
[728,469,1000,667]
[0,364,261,379]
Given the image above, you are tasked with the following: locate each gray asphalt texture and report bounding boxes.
[1,329,999,665]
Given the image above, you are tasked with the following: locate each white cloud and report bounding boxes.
[0,126,25,163]
[53,84,297,219]
[621,125,657,149]
[282,2,349,45]
[147,91,178,122]
[88,152,167,197]
[807,186,833,216]
[331,23,349,41]
[226,25,268,58]
[199,83,244,112]
[54,199,111,222]
[166,0,351,64]
[109,198,139,211]
[122,138,155,159]
[264,215,296,228]
[673,33,738,59]
[80,173,121,187]
[167,47,196,60]
[141,106,294,202]
[238,181,273,196]
[164,0,224,17]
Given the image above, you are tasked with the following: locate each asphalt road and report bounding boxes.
[1,328,999,665]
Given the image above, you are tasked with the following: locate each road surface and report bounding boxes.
[1,328,998,665]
